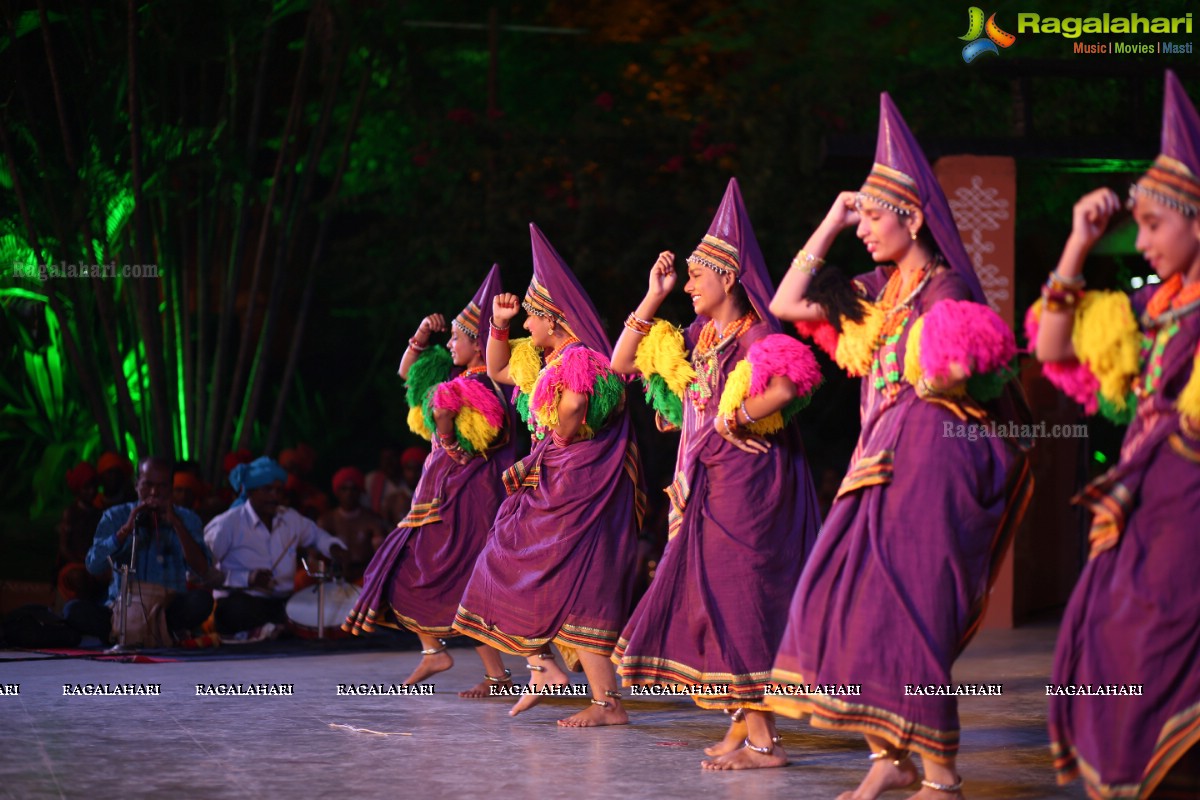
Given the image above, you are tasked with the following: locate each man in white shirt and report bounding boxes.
[205,456,347,639]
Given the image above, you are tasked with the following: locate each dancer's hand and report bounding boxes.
[415,314,446,343]
[713,414,771,455]
[821,191,861,232]
[493,293,521,326]
[1069,188,1121,252]
[647,251,676,300]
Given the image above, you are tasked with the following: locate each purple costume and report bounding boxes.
[453,225,644,667]
[768,95,1033,763]
[1047,71,1200,800]
[344,266,515,637]
[614,179,822,709]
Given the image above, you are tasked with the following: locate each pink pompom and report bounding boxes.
[432,375,506,429]
[556,346,610,395]
[1042,361,1100,414]
[794,320,839,360]
[1022,303,1100,412]
[919,299,1016,381]
[747,334,823,397]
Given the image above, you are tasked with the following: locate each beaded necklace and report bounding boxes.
[1138,275,1200,397]
[461,365,487,378]
[870,264,934,394]
[687,311,756,413]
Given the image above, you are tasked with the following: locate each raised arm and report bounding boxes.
[1035,188,1121,363]
[611,251,676,375]
[399,314,446,379]
[769,191,860,322]
[486,293,521,385]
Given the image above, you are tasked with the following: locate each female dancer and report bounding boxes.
[1033,70,1200,800]
[453,224,644,727]
[611,178,823,769]
[767,93,1032,799]
[344,265,517,697]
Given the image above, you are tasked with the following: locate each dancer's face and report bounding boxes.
[855,198,915,264]
[523,311,555,348]
[447,327,480,367]
[1131,195,1200,283]
[684,264,732,319]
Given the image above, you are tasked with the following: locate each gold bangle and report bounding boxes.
[790,249,825,275]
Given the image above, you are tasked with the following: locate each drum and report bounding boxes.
[285,580,362,639]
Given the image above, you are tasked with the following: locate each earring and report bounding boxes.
[910,228,918,241]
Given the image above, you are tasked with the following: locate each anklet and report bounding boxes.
[484,669,512,683]
[920,777,963,794]
[726,708,746,723]
[590,689,622,708]
[420,639,447,655]
[526,663,546,672]
[869,748,910,767]
[743,738,773,755]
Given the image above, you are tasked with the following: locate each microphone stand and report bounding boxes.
[107,521,139,653]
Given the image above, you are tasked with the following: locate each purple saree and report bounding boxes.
[615,319,821,709]
[452,344,641,667]
[343,370,515,636]
[1048,284,1200,799]
[769,268,1033,762]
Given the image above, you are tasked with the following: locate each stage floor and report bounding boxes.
[0,623,1083,799]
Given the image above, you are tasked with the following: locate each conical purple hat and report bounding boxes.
[858,93,985,304]
[453,263,502,339]
[525,223,611,354]
[1132,71,1200,215]
[684,178,781,333]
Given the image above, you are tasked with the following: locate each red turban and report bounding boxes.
[401,446,428,467]
[331,467,366,493]
[173,472,204,492]
[66,462,97,492]
[96,452,132,476]
[222,449,253,475]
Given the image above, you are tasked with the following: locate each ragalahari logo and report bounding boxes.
[960,7,1017,62]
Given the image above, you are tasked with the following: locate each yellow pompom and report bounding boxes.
[902,315,925,387]
[1177,347,1200,423]
[635,320,696,396]
[716,359,784,435]
[509,337,543,395]
[835,301,886,377]
[1072,291,1140,413]
[454,406,499,453]
[407,406,431,441]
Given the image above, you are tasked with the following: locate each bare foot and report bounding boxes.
[834,757,920,800]
[700,742,788,771]
[557,702,629,728]
[509,660,569,717]
[403,649,452,685]
[458,676,512,699]
[704,717,748,757]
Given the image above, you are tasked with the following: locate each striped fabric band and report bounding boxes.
[501,458,541,496]
[686,234,740,275]
[397,497,443,529]
[835,450,895,499]
[453,301,483,338]
[1132,154,1200,216]
[859,162,921,215]
[522,278,568,324]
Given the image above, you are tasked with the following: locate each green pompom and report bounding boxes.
[966,360,1018,404]
[1097,391,1136,426]
[642,374,684,429]
[405,347,452,411]
[586,372,625,430]
[515,391,532,426]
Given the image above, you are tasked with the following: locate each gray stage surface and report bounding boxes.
[0,624,1083,799]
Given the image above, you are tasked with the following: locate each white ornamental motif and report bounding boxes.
[949,175,1010,313]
